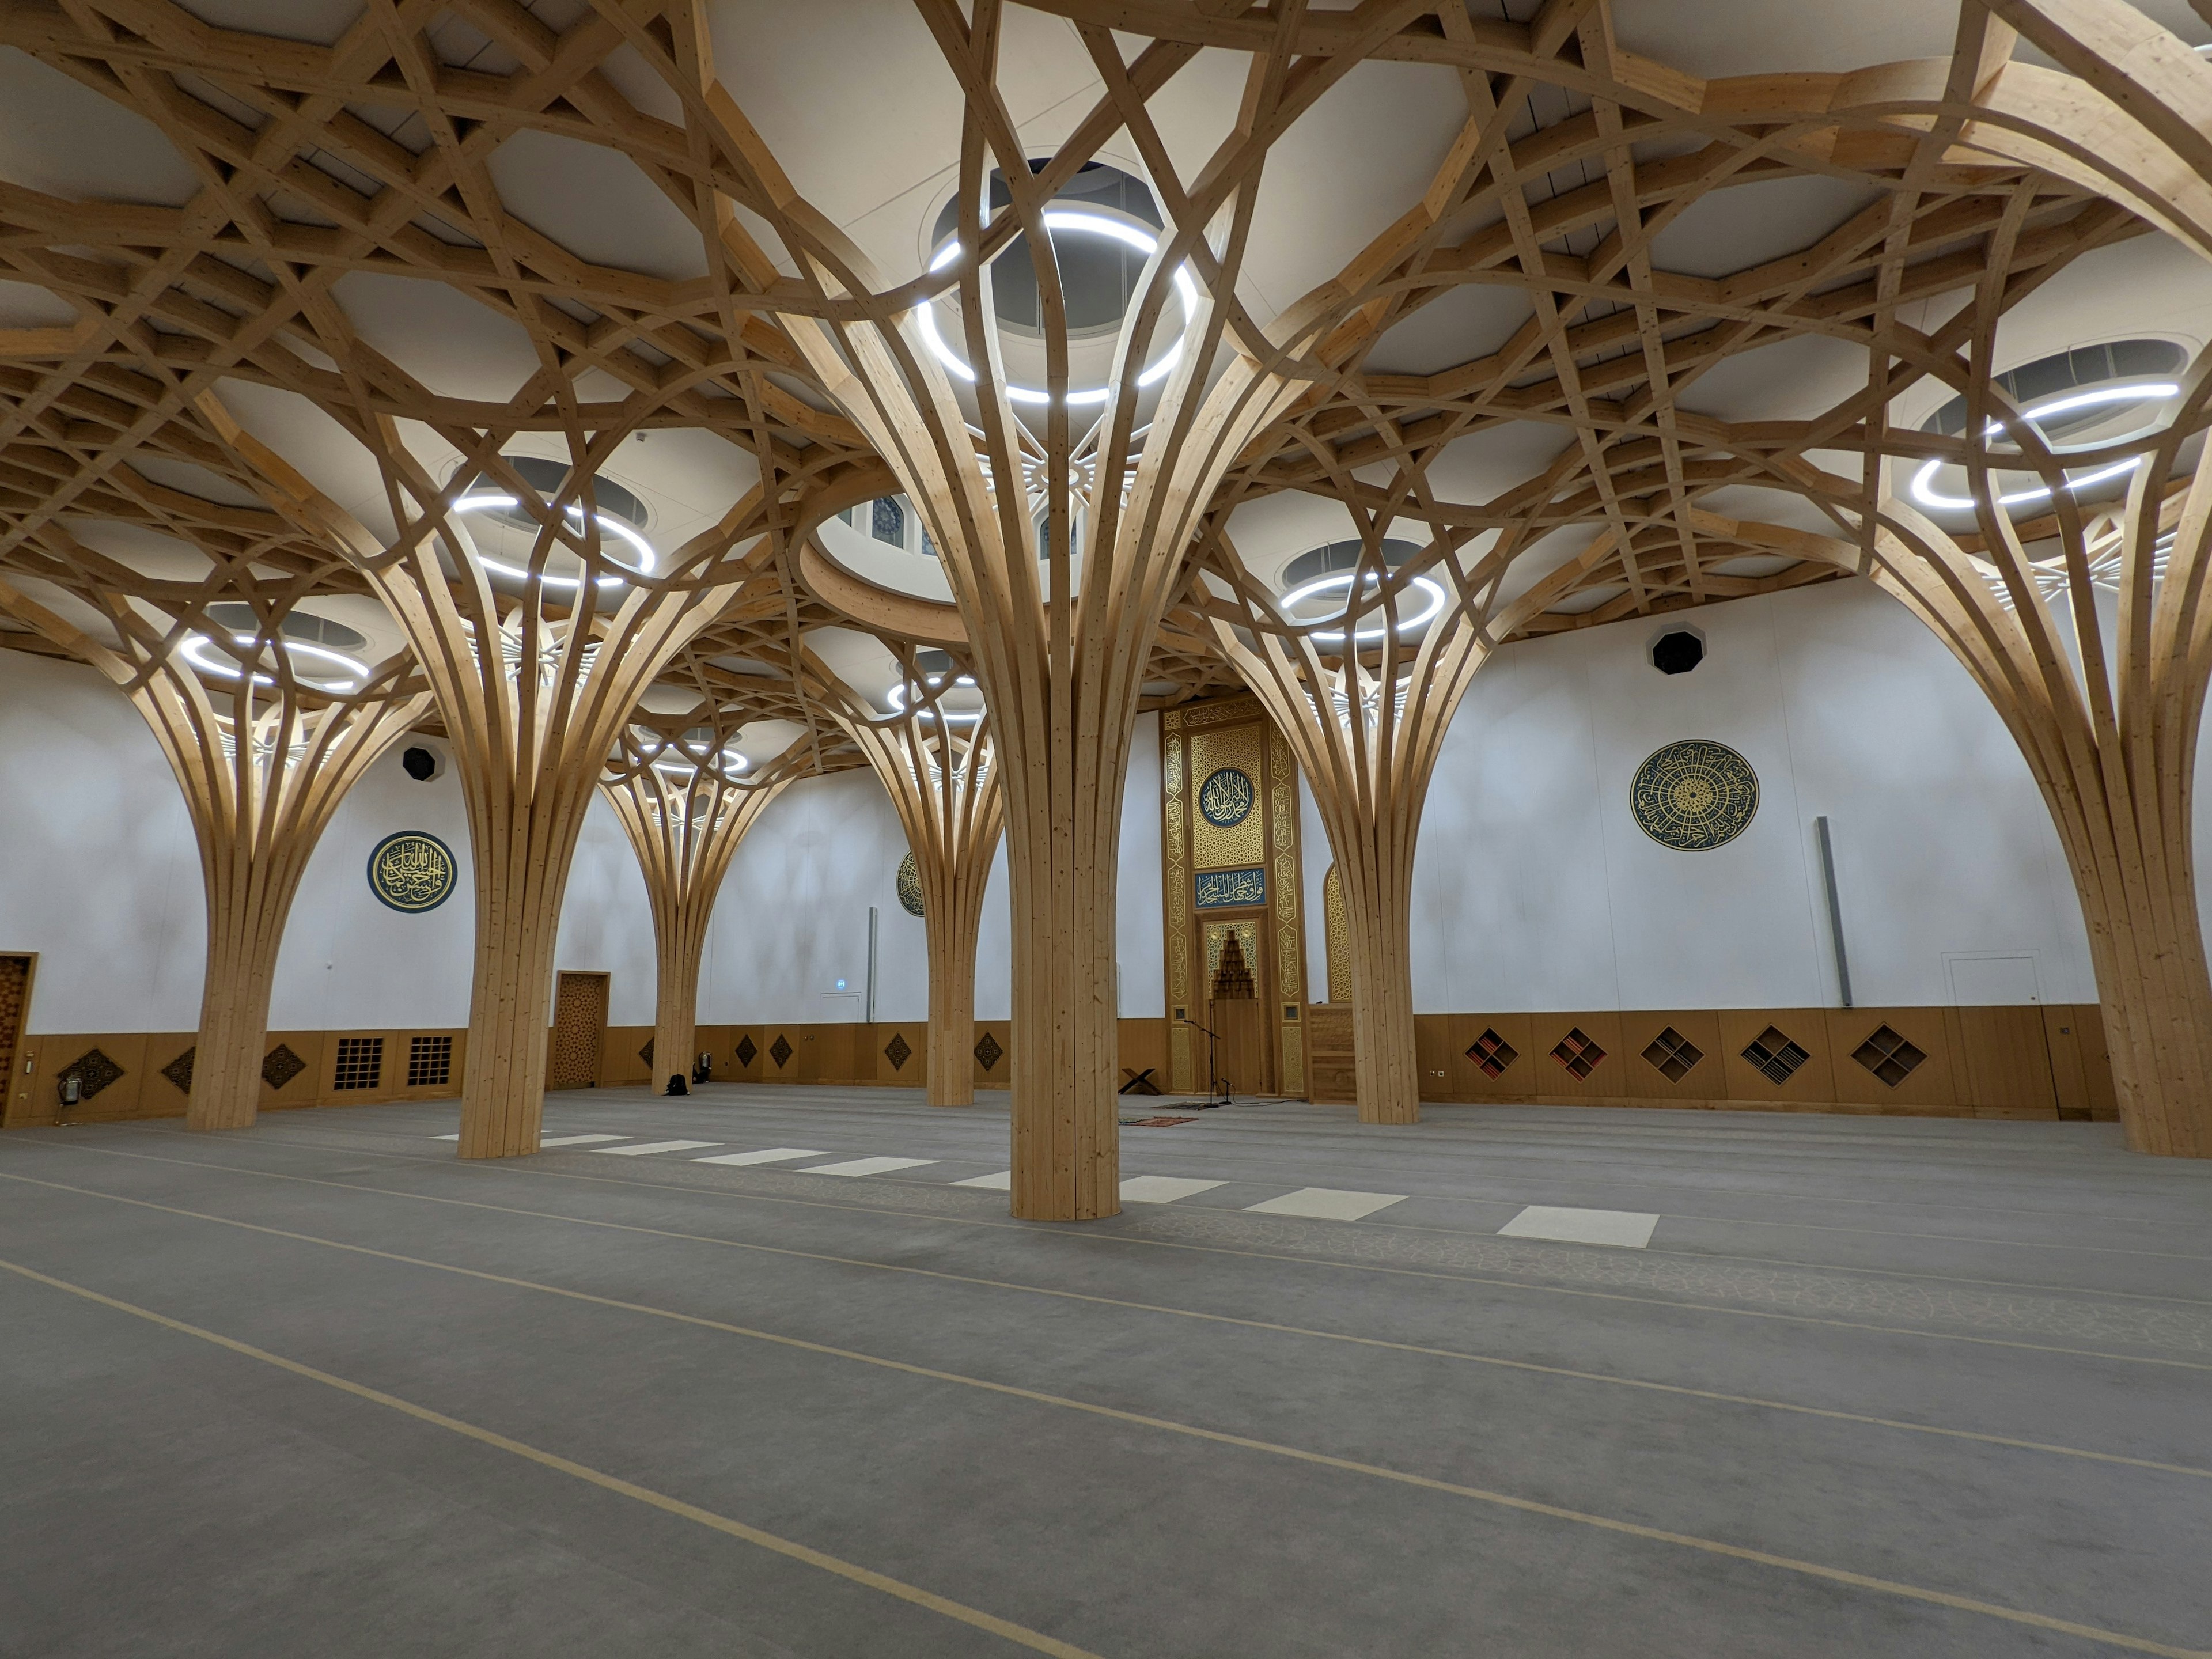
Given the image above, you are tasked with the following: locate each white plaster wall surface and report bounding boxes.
[0,653,204,1032]
[266,737,474,1030]
[704,770,953,1026]
[552,793,658,1025]
[1117,712,1165,1017]
[1413,578,2098,1012]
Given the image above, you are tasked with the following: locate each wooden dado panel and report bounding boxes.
[1324,1005,2118,1121]
[2,1027,467,1127]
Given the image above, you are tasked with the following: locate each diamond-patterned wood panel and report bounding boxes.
[160,1046,196,1094]
[768,1033,793,1069]
[882,1032,912,1071]
[59,1047,125,1100]
[261,1044,306,1092]
[974,1031,1003,1072]
[735,1033,757,1067]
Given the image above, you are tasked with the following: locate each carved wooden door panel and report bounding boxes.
[548,971,608,1090]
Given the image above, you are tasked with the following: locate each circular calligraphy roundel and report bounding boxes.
[1198,766,1256,829]
[366,830,458,912]
[1630,740,1759,851]
[896,852,925,918]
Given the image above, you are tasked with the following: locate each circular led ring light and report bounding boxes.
[181,631,369,692]
[1909,381,2181,511]
[918,210,1200,407]
[886,672,984,726]
[450,493,658,588]
[1278,571,1448,643]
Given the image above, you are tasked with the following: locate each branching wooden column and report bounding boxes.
[836,665,1004,1107]
[739,19,1350,1216]
[0,548,427,1132]
[1843,429,2212,1158]
[199,407,763,1159]
[602,713,791,1095]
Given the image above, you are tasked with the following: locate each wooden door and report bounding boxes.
[1210,1000,1271,1096]
[0,955,33,1127]
[548,971,608,1090]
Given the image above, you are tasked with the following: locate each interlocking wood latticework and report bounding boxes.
[4,0,2212,1168]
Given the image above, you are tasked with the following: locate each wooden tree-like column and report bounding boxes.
[601,709,793,1094]
[1834,384,2212,1158]
[201,407,763,1158]
[0,537,427,1131]
[835,662,1005,1108]
[741,14,1368,1217]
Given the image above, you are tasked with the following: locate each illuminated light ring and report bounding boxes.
[918,210,1200,407]
[449,493,658,588]
[885,673,984,726]
[181,631,368,692]
[1277,571,1448,643]
[1908,381,2181,511]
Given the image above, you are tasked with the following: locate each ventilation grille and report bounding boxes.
[1550,1027,1607,1080]
[1742,1025,1810,1085]
[407,1035,453,1089]
[333,1036,384,1091]
[1851,1025,1926,1088]
[1641,1026,1703,1082]
[1466,1028,1518,1078]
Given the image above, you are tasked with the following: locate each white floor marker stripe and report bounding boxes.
[594,1140,719,1157]
[693,1148,831,1167]
[1119,1176,1224,1205]
[1498,1205,1659,1249]
[802,1157,937,1178]
[953,1171,1013,1190]
[540,1134,630,1147]
[1245,1188,1406,1222]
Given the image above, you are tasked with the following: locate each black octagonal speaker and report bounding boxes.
[1651,630,1705,676]
[401,746,441,781]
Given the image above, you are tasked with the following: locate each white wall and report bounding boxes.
[3,578,2190,1037]
[1406,578,2097,1011]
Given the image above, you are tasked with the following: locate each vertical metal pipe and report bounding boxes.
[866,905,879,1024]
[1815,816,1853,1009]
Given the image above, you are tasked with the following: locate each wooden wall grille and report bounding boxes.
[332,1036,384,1091]
[1550,1028,1607,1080]
[406,1035,453,1088]
[1466,1028,1517,1078]
[549,972,609,1090]
[1742,1026,1811,1085]
[1642,1026,1704,1082]
[1852,1025,1927,1088]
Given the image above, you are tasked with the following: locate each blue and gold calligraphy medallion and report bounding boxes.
[367,830,457,912]
[896,852,925,918]
[1198,766,1255,829]
[1630,740,1759,851]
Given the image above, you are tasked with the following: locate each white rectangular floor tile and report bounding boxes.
[593,1139,719,1157]
[540,1134,629,1147]
[429,1133,458,1141]
[801,1156,937,1177]
[1244,1187,1406,1222]
[692,1147,830,1167]
[953,1171,1012,1189]
[1497,1205,1659,1249]
[1119,1175,1224,1205]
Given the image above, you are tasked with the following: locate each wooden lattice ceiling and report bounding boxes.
[0,1,2188,756]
